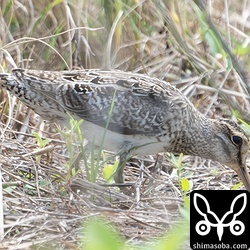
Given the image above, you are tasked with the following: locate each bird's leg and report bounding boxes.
[113,152,132,185]
[113,143,153,188]
[113,160,125,184]
[113,146,134,187]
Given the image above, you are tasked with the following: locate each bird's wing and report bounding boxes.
[1,69,189,135]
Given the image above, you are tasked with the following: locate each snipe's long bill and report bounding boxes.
[0,68,250,192]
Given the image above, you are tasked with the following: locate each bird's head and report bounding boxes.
[211,119,250,192]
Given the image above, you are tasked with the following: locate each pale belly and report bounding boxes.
[80,120,171,156]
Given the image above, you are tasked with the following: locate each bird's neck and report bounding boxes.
[170,112,215,159]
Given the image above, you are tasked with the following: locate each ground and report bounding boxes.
[0,112,246,249]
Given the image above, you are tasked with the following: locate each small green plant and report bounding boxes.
[89,90,117,183]
[33,131,51,148]
[59,116,85,179]
[32,131,51,162]
[168,153,193,195]
[102,152,120,183]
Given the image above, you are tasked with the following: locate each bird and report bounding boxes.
[0,68,250,192]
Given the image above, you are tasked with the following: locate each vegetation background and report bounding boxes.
[0,0,250,249]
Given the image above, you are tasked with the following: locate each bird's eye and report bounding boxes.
[231,135,243,146]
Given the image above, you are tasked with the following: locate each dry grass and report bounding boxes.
[0,0,250,249]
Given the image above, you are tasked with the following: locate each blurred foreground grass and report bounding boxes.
[81,210,189,250]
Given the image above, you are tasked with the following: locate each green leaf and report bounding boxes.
[192,2,222,55]
[177,153,183,168]
[181,178,192,192]
[3,186,17,194]
[39,180,49,186]
[154,220,189,250]
[231,182,243,190]
[32,132,51,148]
[103,161,119,183]
[82,218,125,250]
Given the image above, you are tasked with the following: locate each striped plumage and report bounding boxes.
[0,68,250,191]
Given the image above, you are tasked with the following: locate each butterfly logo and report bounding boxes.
[193,193,247,241]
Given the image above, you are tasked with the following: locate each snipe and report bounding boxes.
[0,68,250,191]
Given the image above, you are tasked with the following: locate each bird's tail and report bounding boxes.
[0,71,19,91]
